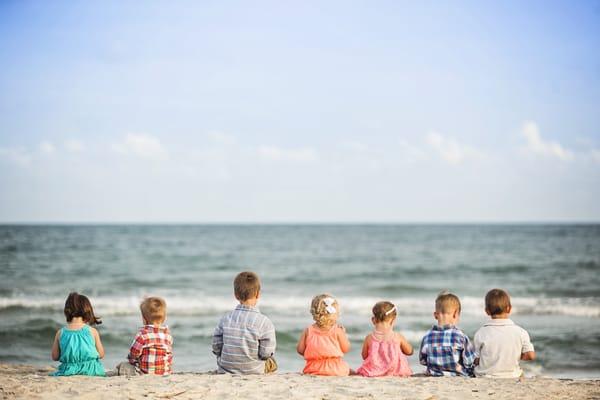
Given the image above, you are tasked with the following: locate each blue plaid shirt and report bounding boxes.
[419,324,477,377]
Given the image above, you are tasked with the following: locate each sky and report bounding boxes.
[0,1,599,223]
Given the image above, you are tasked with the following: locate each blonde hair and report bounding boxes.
[372,301,396,322]
[435,291,461,314]
[310,294,339,328]
[140,297,167,324]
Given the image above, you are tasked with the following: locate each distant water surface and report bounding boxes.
[1,224,599,377]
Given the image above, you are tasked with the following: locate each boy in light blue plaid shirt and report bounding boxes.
[419,291,477,377]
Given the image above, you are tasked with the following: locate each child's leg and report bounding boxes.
[264,357,278,374]
[115,361,140,376]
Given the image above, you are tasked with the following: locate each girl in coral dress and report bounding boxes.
[297,294,351,376]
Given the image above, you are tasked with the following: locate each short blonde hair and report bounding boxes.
[485,288,511,316]
[310,294,339,328]
[435,291,461,314]
[140,297,167,324]
[234,271,261,301]
[372,301,396,322]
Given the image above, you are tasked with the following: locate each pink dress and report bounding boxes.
[302,325,350,376]
[356,330,412,377]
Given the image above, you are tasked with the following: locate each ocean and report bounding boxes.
[1,224,599,378]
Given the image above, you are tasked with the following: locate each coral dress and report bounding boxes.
[356,330,412,377]
[51,325,105,376]
[302,325,350,376]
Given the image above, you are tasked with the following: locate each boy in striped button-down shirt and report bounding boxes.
[212,271,277,374]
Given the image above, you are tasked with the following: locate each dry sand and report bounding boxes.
[1,364,599,400]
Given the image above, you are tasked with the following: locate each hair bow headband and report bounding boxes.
[323,297,337,314]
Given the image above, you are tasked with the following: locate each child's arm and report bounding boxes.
[90,327,105,359]
[418,337,427,366]
[361,335,371,360]
[461,334,477,375]
[296,328,308,356]
[128,331,144,364]
[51,330,61,361]
[397,333,413,356]
[212,318,224,357]
[336,324,351,354]
[258,319,276,360]
[520,328,536,361]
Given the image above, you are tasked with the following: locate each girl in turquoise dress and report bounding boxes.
[51,292,106,376]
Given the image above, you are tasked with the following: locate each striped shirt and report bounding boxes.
[212,304,276,374]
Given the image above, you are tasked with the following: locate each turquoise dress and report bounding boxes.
[51,325,105,376]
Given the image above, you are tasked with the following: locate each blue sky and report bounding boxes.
[0,1,599,222]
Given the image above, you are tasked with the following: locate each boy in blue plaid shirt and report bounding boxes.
[419,291,477,376]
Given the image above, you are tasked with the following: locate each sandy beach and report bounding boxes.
[0,364,598,400]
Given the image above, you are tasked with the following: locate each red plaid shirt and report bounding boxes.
[128,325,173,375]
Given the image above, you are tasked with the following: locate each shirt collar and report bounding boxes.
[235,304,259,313]
[432,324,456,331]
[483,318,515,326]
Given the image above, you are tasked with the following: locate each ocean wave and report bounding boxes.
[1,294,599,318]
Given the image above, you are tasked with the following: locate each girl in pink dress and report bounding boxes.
[356,301,413,377]
[296,294,351,376]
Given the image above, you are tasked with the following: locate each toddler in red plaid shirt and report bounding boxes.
[114,297,173,376]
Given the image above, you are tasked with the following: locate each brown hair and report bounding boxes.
[435,291,461,314]
[485,288,511,316]
[63,292,101,325]
[310,294,339,328]
[372,301,396,322]
[234,271,261,302]
[140,297,167,324]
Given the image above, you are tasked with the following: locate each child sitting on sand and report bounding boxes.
[212,271,277,374]
[297,294,351,376]
[473,289,535,378]
[356,301,413,377]
[419,291,477,376]
[51,292,105,376]
[115,296,173,376]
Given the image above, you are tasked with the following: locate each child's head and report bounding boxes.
[310,294,339,328]
[434,291,461,323]
[372,301,397,325]
[63,292,101,325]
[140,297,167,325]
[485,288,512,317]
[234,271,261,303]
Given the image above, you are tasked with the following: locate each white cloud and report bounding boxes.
[521,121,573,161]
[64,139,85,153]
[426,132,483,165]
[257,145,318,163]
[0,147,32,167]
[39,141,56,155]
[112,133,169,160]
[591,149,600,163]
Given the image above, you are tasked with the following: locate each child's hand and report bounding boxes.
[337,324,346,332]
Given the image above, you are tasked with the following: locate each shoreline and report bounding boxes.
[1,363,599,400]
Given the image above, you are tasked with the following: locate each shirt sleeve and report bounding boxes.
[419,336,428,366]
[128,331,144,365]
[212,317,224,357]
[461,333,477,374]
[520,328,534,353]
[258,317,276,360]
[473,329,482,353]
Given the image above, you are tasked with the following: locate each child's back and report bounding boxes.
[474,289,535,378]
[213,304,276,374]
[212,272,276,374]
[302,324,350,376]
[52,325,105,376]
